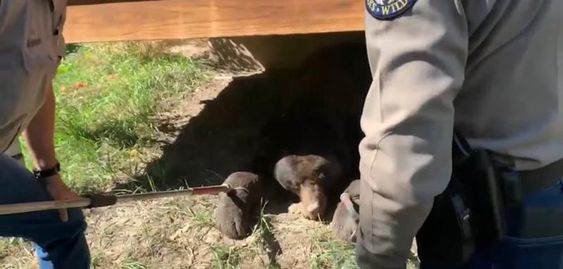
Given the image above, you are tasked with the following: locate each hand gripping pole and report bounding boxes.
[0,184,231,216]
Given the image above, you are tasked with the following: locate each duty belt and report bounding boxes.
[502,158,563,205]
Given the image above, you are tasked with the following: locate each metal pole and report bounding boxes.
[0,184,231,216]
[0,199,92,216]
[115,185,231,203]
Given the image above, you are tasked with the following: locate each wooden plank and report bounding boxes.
[67,0,152,6]
[64,0,365,43]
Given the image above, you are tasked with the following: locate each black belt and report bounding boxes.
[507,158,563,201]
[500,158,563,238]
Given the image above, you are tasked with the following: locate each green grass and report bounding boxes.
[22,42,208,193]
[309,229,358,269]
[210,243,244,269]
[121,260,150,269]
[185,202,215,231]
[254,204,282,269]
[309,230,419,269]
[252,200,274,239]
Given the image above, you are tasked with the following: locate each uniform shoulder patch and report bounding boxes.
[366,0,417,20]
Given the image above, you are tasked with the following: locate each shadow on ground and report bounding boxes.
[121,34,372,214]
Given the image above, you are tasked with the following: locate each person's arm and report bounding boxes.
[357,0,468,268]
[22,83,78,222]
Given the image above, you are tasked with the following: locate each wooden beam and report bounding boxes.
[64,0,365,43]
[67,0,151,6]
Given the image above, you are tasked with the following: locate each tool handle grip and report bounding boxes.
[85,194,118,208]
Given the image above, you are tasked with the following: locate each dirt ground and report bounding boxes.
[0,35,420,269]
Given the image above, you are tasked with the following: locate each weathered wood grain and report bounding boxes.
[64,0,365,43]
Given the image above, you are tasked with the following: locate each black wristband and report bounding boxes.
[33,162,61,179]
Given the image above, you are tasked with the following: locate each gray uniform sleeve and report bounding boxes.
[357,1,468,268]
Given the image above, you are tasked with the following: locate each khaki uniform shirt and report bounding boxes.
[0,0,67,153]
[358,0,563,267]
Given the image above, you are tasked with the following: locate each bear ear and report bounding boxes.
[314,157,342,187]
[224,172,261,189]
[344,179,361,200]
[274,155,301,193]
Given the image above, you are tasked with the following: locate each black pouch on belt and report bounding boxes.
[416,130,507,267]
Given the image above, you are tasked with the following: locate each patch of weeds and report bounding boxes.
[210,243,243,269]
[138,223,163,258]
[90,253,105,269]
[309,229,358,269]
[0,238,35,269]
[121,260,149,269]
[253,201,274,238]
[189,208,214,230]
[252,201,282,268]
[0,238,15,258]
[0,259,34,269]
[186,202,215,231]
[0,238,32,258]
[19,41,209,193]
[268,264,283,269]
[125,160,171,191]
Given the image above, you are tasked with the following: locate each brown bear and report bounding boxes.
[214,172,262,239]
[330,179,360,242]
[274,154,342,220]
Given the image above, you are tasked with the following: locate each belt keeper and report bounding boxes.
[501,171,522,208]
